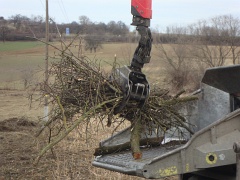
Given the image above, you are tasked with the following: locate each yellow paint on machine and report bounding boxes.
[186,163,190,172]
[206,153,218,165]
[159,166,178,177]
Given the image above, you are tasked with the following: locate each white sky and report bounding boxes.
[1,0,240,31]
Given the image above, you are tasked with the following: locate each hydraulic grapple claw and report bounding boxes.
[110,66,150,114]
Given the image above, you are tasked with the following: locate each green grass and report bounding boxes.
[0,41,44,52]
[0,41,46,89]
[0,55,45,89]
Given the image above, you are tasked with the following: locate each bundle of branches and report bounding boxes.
[36,43,197,162]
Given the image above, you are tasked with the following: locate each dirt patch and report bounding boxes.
[0,117,50,179]
[0,117,36,132]
[0,117,141,179]
[0,117,90,179]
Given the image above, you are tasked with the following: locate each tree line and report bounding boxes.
[154,15,240,91]
[0,14,130,42]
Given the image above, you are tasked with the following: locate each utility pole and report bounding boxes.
[44,0,49,121]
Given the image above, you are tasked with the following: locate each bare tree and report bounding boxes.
[0,26,9,42]
[155,26,199,90]
[9,14,30,31]
[84,35,103,53]
[21,68,34,90]
[0,18,12,42]
[155,15,240,92]
[218,15,240,64]
[189,15,240,67]
[190,42,231,67]
[79,15,92,26]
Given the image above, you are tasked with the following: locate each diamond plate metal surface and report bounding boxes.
[93,144,184,174]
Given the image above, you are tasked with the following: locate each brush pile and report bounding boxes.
[38,46,197,160]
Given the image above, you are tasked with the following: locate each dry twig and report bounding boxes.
[36,38,197,161]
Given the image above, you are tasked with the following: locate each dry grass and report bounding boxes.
[0,90,178,180]
[37,120,178,180]
[36,120,140,179]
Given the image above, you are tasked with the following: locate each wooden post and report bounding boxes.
[233,141,240,180]
[78,37,83,58]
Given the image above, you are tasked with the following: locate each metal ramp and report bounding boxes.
[93,143,184,177]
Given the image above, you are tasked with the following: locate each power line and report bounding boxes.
[39,0,45,11]
[39,0,70,23]
[60,0,70,22]
[57,0,70,23]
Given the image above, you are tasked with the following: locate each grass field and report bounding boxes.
[0,41,44,52]
[0,41,164,90]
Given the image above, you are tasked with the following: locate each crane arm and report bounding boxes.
[111,0,153,114]
[130,0,153,72]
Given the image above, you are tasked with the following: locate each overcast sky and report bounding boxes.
[1,0,240,31]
